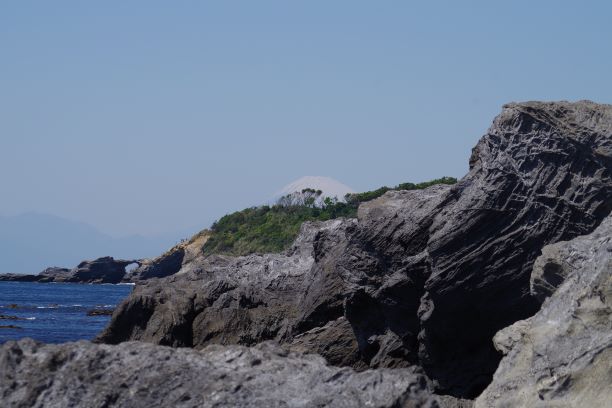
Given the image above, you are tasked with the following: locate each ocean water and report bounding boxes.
[0,281,133,344]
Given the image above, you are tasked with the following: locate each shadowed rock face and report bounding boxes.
[0,339,439,408]
[475,214,612,407]
[416,101,612,395]
[98,101,612,398]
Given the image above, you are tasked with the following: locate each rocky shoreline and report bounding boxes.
[1,101,610,407]
[0,231,210,284]
[0,257,142,284]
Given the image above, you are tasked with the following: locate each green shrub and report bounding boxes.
[202,176,457,256]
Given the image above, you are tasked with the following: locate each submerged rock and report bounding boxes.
[475,215,612,407]
[0,339,439,408]
[86,309,114,316]
[98,101,612,398]
[0,315,24,320]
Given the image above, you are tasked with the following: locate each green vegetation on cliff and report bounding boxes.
[202,177,457,256]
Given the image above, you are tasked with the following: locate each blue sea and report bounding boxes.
[0,281,133,344]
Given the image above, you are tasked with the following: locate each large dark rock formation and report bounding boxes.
[415,100,612,395]
[97,101,612,398]
[0,339,440,408]
[476,214,612,407]
[0,257,141,284]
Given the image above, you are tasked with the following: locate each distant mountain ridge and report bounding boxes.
[0,212,180,274]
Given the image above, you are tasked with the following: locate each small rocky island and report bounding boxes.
[0,257,142,284]
[1,101,610,407]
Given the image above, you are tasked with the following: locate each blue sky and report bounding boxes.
[1,1,611,237]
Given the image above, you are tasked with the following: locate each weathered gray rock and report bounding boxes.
[99,101,612,398]
[0,339,439,408]
[417,101,612,396]
[475,214,612,407]
[97,219,355,350]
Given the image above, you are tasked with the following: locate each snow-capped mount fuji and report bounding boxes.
[274,176,355,203]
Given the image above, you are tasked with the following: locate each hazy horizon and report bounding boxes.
[2,1,612,238]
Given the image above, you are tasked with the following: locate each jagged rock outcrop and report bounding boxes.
[69,257,137,284]
[0,257,141,284]
[127,231,211,281]
[99,101,612,398]
[97,219,353,352]
[0,339,440,408]
[475,214,612,407]
[414,100,612,395]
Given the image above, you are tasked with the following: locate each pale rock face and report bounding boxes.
[475,215,612,408]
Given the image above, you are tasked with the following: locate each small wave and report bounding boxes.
[25,317,36,320]
[71,304,83,307]
[36,306,58,309]
[117,282,135,286]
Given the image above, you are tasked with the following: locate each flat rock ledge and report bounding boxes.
[0,339,442,408]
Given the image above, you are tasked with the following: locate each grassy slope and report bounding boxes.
[202,177,457,256]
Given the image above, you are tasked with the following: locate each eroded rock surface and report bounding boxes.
[0,339,439,408]
[475,214,612,407]
[97,219,354,351]
[99,101,612,397]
